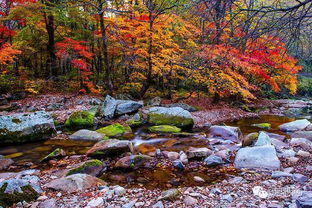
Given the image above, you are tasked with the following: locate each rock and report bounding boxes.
[87,198,104,207]
[0,178,41,207]
[254,132,271,146]
[148,125,181,133]
[89,98,102,105]
[135,202,144,207]
[186,147,212,159]
[126,113,143,128]
[204,155,224,166]
[271,171,292,178]
[295,191,312,208]
[115,100,143,116]
[292,173,308,183]
[221,194,233,202]
[45,174,105,193]
[184,196,198,206]
[252,123,271,129]
[288,157,299,164]
[99,95,117,120]
[66,160,105,177]
[0,156,14,170]
[291,131,312,141]
[152,201,164,208]
[242,132,259,147]
[296,150,310,157]
[38,198,57,208]
[46,103,62,111]
[148,97,162,106]
[113,186,126,196]
[122,200,137,208]
[290,138,312,149]
[215,149,230,160]
[115,155,152,169]
[163,103,197,112]
[234,145,280,170]
[306,165,312,171]
[64,111,94,129]
[115,94,134,100]
[0,111,56,144]
[69,130,105,141]
[166,152,180,161]
[179,152,188,164]
[172,160,185,170]
[96,123,132,137]
[147,107,194,129]
[40,148,66,162]
[279,119,311,132]
[159,189,180,201]
[193,176,205,183]
[279,149,296,158]
[86,139,132,157]
[208,125,241,142]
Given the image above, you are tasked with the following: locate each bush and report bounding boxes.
[297,76,312,96]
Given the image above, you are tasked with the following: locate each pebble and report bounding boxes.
[113,186,126,196]
[296,150,310,157]
[167,152,180,160]
[135,202,144,207]
[193,176,205,183]
[37,195,48,201]
[221,194,234,202]
[122,200,137,208]
[288,157,299,164]
[292,173,308,183]
[184,196,198,206]
[179,152,188,164]
[152,201,164,208]
[56,192,62,197]
[172,160,185,170]
[87,198,104,207]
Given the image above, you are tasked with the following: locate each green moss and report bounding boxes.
[40,148,65,162]
[126,119,143,128]
[66,159,103,176]
[148,113,194,129]
[96,123,132,137]
[11,118,21,124]
[65,111,94,129]
[242,132,259,147]
[251,123,271,129]
[149,125,181,133]
[0,184,39,207]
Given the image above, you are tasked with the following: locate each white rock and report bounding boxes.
[193,176,205,183]
[87,198,104,207]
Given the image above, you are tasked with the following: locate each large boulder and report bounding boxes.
[278,119,311,132]
[147,107,194,129]
[99,95,117,120]
[65,111,95,129]
[45,174,105,193]
[86,139,132,157]
[0,177,42,207]
[115,100,143,116]
[234,145,280,170]
[207,125,241,142]
[0,111,56,144]
[69,129,105,141]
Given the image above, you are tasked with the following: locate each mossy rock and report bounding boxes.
[65,111,94,129]
[40,148,66,162]
[96,123,132,137]
[149,125,181,133]
[251,123,271,129]
[0,183,39,207]
[242,132,259,147]
[66,159,104,176]
[126,119,143,128]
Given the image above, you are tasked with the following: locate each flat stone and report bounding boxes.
[234,145,280,170]
[279,119,311,132]
[186,147,212,159]
[69,130,104,141]
[208,125,241,142]
[86,139,132,157]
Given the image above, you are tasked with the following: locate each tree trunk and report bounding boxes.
[45,13,58,78]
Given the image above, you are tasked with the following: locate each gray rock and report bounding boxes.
[291,131,312,141]
[186,147,212,159]
[279,119,311,132]
[86,139,132,157]
[46,103,62,111]
[115,100,143,116]
[45,174,105,193]
[208,125,241,142]
[292,174,308,183]
[69,129,104,141]
[152,201,164,208]
[147,107,194,129]
[290,138,312,149]
[100,95,118,120]
[87,198,104,207]
[254,132,271,146]
[204,155,224,166]
[279,149,296,158]
[295,191,312,208]
[0,111,56,144]
[184,196,198,206]
[89,98,102,105]
[271,171,292,178]
[0,156,14,170]
[221,194,233,202]
[122,200,136,208]
[234,145,280,170]
[38,199,57,208]
[148,97,162,106]
[172,160,185,170]
[113,186,126,196]
[159,189,180,201]
[163,103,197,112]
[115,155,152,169]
